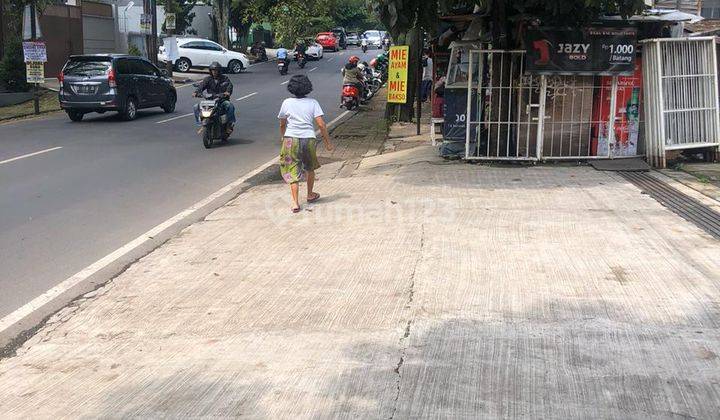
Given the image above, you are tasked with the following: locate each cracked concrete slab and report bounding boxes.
[1,145,720,418]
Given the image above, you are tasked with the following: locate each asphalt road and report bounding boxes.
[0,46,380,318]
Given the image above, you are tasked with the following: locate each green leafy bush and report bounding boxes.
[0,39,29,92]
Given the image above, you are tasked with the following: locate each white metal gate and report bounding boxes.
[466,50,638,161]
[642,37,720,168]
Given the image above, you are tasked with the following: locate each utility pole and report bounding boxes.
[0,0,5,59]
[416,26,421,135]
[30,0,39,115]
[150,0,158,65]
[164,0,173,76]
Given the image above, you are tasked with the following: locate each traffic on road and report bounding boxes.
[0,41,390,318]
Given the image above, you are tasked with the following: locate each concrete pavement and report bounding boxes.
[0,46,362,317]
[2,119,720,417]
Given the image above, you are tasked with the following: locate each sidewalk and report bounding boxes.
[2,111,720,417]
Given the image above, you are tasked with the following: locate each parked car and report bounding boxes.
[304,40,324,60]
[58,54,177,122]
[158,37,250,74]
[346,32,360,46]
[331,27,348,49]
[316,32,339,51]
[362,30,383,48]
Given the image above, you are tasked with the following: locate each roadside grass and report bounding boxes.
[0,91,60,121]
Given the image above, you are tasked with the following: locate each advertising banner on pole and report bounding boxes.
[387,46,409,103]
[165,13,176,30]
[22,41,47,63]
[525,27,637,75]
[26,62,45,83]
[140,14,152,33]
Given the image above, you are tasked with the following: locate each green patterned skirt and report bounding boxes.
[279,137,320,184]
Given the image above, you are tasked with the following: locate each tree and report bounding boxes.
[212,0,232,46]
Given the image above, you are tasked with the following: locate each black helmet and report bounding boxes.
[209,62,222,72]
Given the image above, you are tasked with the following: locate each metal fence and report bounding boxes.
[642,37,720,168]
[465,50,639,162]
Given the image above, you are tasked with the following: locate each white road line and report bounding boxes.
[0,109,356,347]
[325,110,351,129]
[309,67,318,72]
[236,92,259,101]
[156,112,194,124]
[156,92,259,124]
[281,80,289,85]
[0,147,63,166]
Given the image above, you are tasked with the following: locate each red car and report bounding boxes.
[316,32,339,52]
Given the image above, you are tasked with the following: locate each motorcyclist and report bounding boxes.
[193,61,235,135]
[341,56,367,102]
[276,45,290,66]
[361,35,369,52]
[249,41,267,61]
[294,40,307,62]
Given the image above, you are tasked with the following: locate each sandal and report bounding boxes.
[307,192,320,203]
[292,206,301,213]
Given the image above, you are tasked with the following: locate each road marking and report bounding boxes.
[281,80,289,85]
[236,92,259,101]
[0,108,357,348]
[156,92,259,124]
[156,112,194,124]
[0,147,63,166]
[309,67,318,72]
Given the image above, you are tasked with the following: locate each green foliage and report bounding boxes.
[128,43,142,56]
[0,38,29,92]
[158,0,198,34]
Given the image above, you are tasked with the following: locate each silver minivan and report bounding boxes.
[59,54,177,122]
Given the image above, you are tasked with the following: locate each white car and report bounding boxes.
[362,30,383,48]
[158,37,250,74]
[305,42,324,60]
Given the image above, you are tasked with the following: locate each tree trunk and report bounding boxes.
[386,26,420,123]
[213,0,229,47]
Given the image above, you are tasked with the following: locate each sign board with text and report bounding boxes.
[165,13,176,30]
[26,61,45,83]
[22,41,47,63]
[525,27,637,75]
[387,46,409,103]
[140,14,152,33]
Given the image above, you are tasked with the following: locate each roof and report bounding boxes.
[685,19,720,35]
[601,8,704,23]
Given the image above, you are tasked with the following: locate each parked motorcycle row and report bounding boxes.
[341,59,388,111]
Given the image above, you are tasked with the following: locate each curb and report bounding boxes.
[0,110,354,354]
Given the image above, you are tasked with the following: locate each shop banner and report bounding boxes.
[443,88,477,142]
[525,27,637,75]
[592,61,642,157]
[140,14,152,33]
[387,46,409,103]
[26,62,45,83]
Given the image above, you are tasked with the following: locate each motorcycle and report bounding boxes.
[278,59,289,75]
[340,84,361,110]
[195,93,231,149]
[250,46,268,62]
[297,53,307,69]
[361,40,368,53]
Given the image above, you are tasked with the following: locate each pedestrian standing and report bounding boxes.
[421,50,433,102]
[278,75,335,213]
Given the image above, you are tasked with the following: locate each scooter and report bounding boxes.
[297,53,307,69]
[196,93,231,149]
[340,84,361,110]
[361,40,368,53]
[278,59,289,75]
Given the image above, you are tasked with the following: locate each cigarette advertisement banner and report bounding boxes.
[525,27,637,75]
[387,46,409,103]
